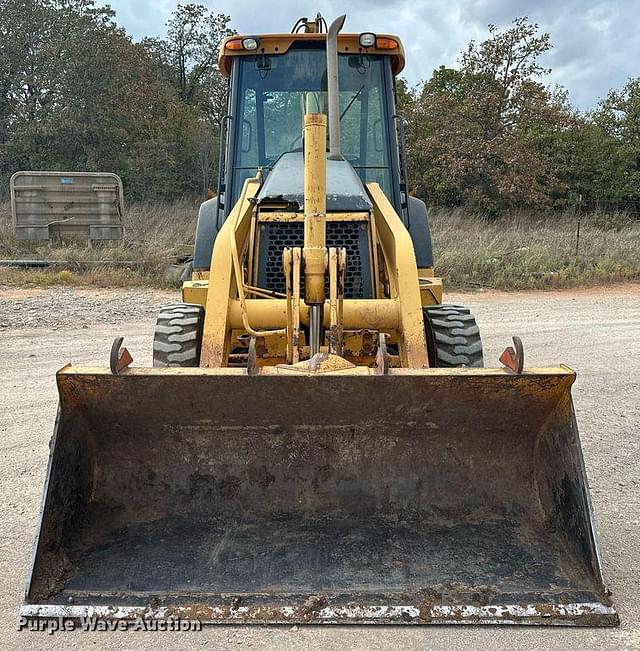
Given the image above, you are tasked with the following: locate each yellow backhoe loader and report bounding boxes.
[21,15,618,626]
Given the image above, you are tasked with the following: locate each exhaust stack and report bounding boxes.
[327,14,346,160]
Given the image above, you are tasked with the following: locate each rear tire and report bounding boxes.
[153,304,204,367]
[423,304,484,368]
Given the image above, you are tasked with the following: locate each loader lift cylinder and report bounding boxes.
[302,15,345,356]
[303,112,328,356]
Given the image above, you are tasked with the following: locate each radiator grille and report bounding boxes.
[257,220,372,298]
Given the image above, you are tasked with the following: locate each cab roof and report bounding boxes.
[218,32,406,77]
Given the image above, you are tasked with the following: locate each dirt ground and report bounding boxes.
[1,284,639,650]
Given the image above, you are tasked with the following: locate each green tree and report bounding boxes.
[141,4,234,194]
[594,78,640,203]
[0,0,224,200]
[0,0,121,185]
[537,79,640,209]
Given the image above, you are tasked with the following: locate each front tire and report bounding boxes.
[423,304,484,368]
[153,303,204,367]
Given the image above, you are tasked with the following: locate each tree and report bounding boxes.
[594,78,640,203]
[0,1,123,178]
[2,5,636,209]
[403,18,572,214]
[0,0,226,200]
[141,4,234,194]
[144,4,232,109]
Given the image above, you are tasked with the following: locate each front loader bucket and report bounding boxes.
[22,366,617,626]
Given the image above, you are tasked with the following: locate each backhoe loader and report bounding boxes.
[21,15,618,626]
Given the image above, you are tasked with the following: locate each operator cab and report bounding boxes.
[216,23,409,219]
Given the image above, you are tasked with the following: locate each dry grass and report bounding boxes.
[1,200,639,290]
[430,208,640,290]
[0,199,198,288]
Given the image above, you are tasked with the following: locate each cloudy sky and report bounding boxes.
[108,0,638,109]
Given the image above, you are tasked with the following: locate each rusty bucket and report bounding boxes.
[21,365,617,625]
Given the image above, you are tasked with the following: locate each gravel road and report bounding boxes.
[1,285,639,650]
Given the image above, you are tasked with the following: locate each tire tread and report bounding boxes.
[153,303,204,367]
[423,304,484,368]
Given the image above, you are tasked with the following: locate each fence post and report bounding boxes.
[575,194,583,258]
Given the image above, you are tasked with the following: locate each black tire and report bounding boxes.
[423,304,484,368]
[153,303,204,367]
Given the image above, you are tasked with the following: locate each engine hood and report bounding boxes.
[256,152,372,212]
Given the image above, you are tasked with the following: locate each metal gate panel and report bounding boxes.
[10,171,124,242]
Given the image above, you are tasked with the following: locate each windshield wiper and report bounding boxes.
[340,85,365,121]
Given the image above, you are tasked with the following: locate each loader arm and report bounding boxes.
[199,176,261,367]
[194,176,428,369]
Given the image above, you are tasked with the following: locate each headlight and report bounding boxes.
[359,32,376,48]
[241,37,260,50]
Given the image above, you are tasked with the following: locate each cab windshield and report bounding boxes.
[230,43,395,205]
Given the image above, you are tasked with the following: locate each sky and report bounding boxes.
[107,0,639,109]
